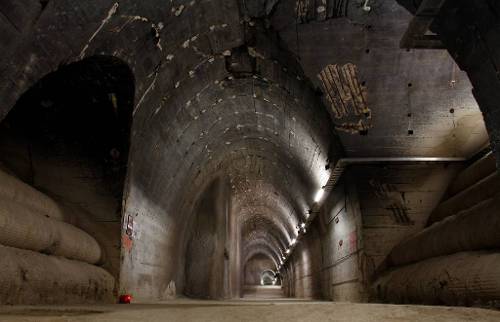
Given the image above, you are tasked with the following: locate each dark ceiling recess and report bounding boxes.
[399,0,445,49]
[3,55,135,200]
[7,56,134,163]
[40,0,49,11]
[396,0,422,14]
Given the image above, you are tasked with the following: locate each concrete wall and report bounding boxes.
[317,177,367,302]
[281,164,460,302]
[184,178,230,299]
[283,176,366,301]
[355,163,460,280]
[284,224,323,299]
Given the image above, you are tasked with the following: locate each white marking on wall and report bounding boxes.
[79,3,119,59]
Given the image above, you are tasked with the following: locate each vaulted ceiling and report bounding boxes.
[0,0,487,289]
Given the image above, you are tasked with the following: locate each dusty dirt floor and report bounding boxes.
[1,299,500,322]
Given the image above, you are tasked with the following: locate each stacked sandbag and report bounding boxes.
[0,168,113,304]
[388,194,500,266]
[0,196,102,264]
[0,245,114,304]
[374,252,500,307]
[374,153,500,307]
[429,152,498,224]
[0,169,66,221]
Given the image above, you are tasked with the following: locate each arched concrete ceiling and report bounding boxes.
[0,0,487,294]
[0,0,332,278]
[241,216,289,254]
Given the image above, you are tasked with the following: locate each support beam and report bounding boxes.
[400,0,446,49]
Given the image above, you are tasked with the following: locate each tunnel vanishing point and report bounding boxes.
[2,0,500,321]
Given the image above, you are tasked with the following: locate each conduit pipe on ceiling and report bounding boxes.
[278,157,465,270]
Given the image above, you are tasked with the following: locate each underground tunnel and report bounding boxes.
[1,0,500,321]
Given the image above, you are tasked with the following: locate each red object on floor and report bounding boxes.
[119,294,132,304]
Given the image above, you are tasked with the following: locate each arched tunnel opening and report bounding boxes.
[1,0,500,321]
[0,55,134,303]
[260,270,279,286]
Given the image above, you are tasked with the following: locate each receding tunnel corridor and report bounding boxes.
[1,0,500,321]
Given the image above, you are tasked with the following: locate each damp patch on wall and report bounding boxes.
[296,0,350,22]
[318,63,372,134]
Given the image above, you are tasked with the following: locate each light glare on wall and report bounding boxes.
[314,189,325,202]
[286,249,290,254]
[290,238,297,245]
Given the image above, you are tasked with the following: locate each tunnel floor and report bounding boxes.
[1,300,499,322]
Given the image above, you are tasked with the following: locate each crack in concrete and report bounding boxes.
[79,3,119,59]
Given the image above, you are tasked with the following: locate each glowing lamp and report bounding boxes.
[119,294,132,304]
[314,189,325,203]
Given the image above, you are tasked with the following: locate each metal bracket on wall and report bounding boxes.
[324,157,466,194]
[400,0,447,49]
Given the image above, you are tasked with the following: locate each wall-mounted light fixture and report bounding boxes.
[314,188,325,203]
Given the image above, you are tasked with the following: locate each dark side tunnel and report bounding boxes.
[1,0,500,316]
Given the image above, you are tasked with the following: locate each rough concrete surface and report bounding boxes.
[1,300,500,322]
[1,0,500,309]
